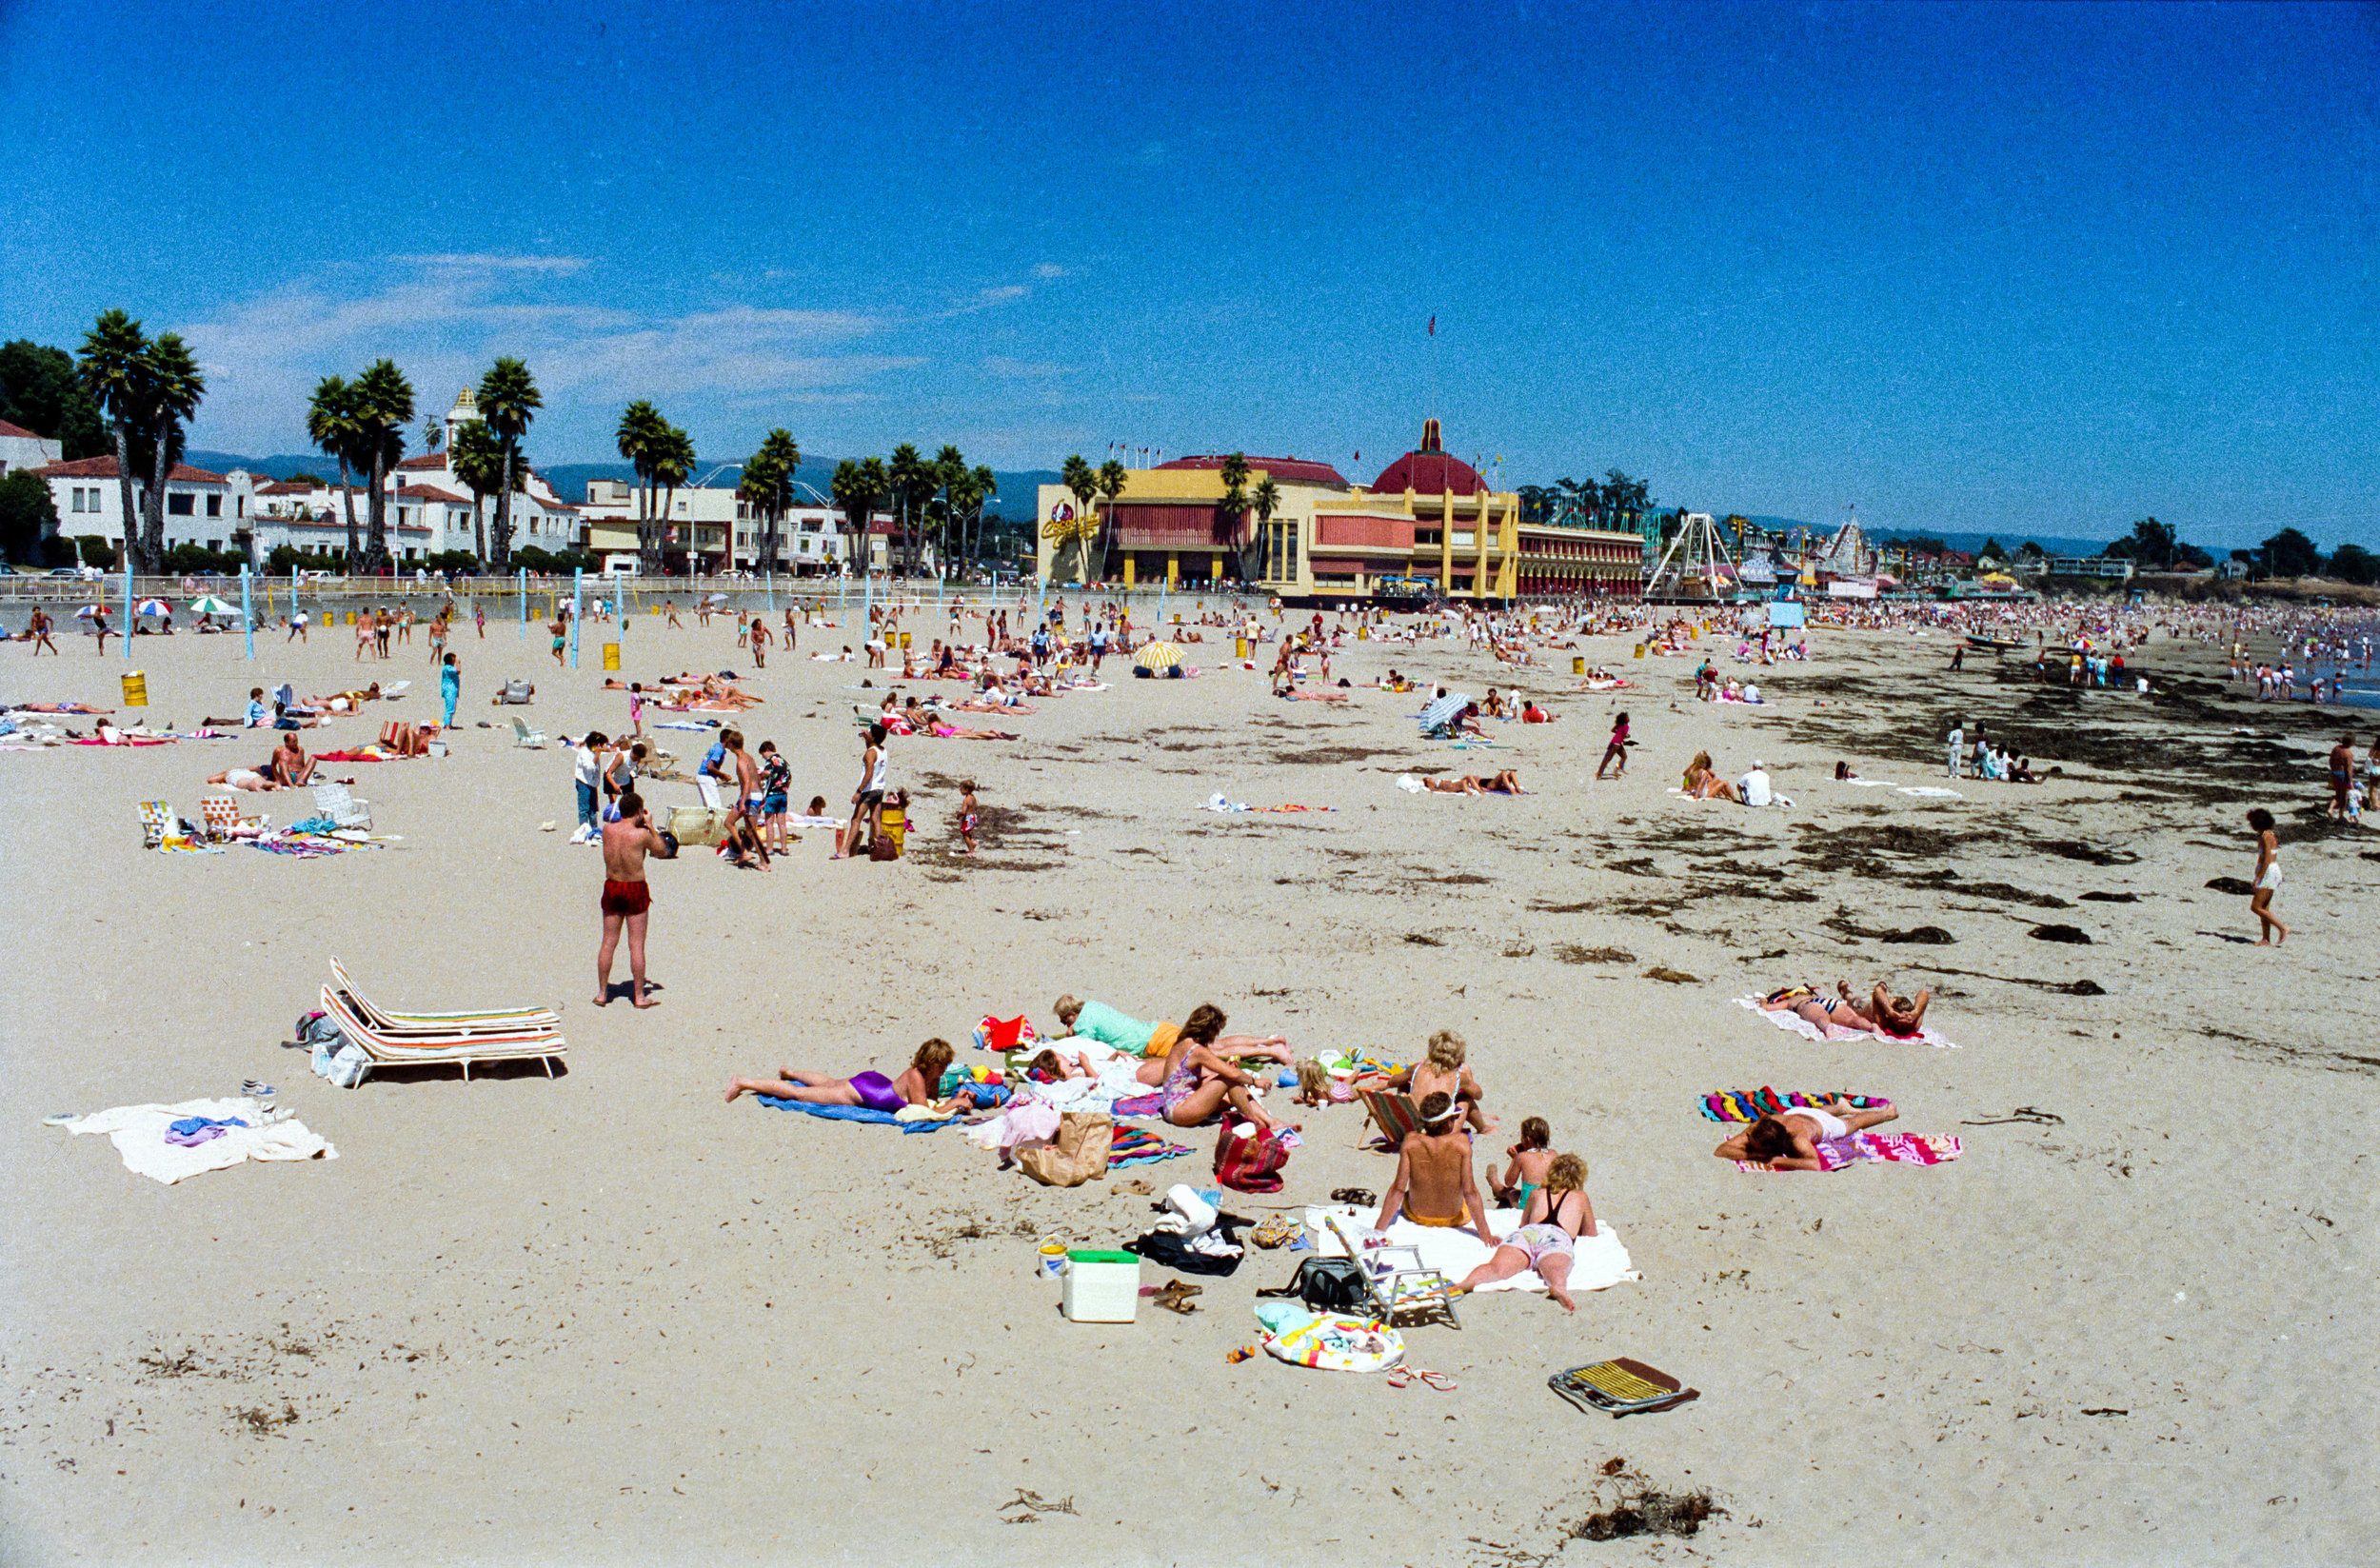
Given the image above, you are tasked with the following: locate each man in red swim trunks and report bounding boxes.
[597,789,664,1008]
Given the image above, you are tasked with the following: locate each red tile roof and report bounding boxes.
[1157,454,1348,486]
[258,481,316,496]
[397,484,468,504]
[34,455,228,484]
[395,453,448,470]
[0,418,46,442]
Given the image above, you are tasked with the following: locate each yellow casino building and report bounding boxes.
[1037,420,1639,603]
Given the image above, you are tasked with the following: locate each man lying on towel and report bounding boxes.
[1052,994,1294,1086]
[1372,1093,1497,1242]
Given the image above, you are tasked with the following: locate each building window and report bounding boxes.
[207,539,220,552]
[237,496,246,517]
[70,487,84,513]
[206,494,223,517]
[168,492,194,516]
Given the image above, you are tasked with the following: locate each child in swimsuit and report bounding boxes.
[1487,1117,1556,1209]
[958,780,980,856]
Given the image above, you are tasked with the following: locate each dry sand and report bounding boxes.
[1,602,2371,1565]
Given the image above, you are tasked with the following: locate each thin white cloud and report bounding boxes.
[393,253,591,273]
[1032,263,1069,279]
[174,257,922,453]
[982,356,1071,378]
[978,285,1031,303]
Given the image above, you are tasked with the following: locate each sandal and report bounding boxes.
[1330,1187,1378,1208]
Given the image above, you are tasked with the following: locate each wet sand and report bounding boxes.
[1,606,2370,1565]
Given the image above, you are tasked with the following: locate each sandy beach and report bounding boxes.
[1,598,2372,1566]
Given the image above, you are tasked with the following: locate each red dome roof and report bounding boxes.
[1369,419,1486,495]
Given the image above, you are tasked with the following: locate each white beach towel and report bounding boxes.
[52,1096,337,1184]
[1735,995,1958,1049]
[1897,786,1964,799]
[1302,1204,1639,1296]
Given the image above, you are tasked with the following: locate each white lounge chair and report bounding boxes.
[510,716,547,748]
[319,985,565,1083]
[312,782,371,829]
[327,958,561,1036]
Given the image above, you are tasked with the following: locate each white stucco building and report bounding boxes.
[581,479,892,574]
[0,418,63,480]
[34,455,261,556]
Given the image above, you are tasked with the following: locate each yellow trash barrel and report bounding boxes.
[121,670,149,706]
[602,643,621,671]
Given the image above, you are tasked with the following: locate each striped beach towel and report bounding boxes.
[1106,1126,1192,1168]
[1735,1132,1961,1173]
[1698,1088,1888,1124]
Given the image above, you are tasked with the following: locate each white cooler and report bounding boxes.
[1061,1250,1140,1322]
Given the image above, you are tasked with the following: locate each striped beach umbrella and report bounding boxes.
[136,598,170,616]
[189,595,238,615]
[1418,690,1474,730]
[1134,642,1182,672]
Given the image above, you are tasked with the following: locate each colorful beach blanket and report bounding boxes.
[1105,1126,1192,1168]
[1110,1091,1165,1119]
[1698,1088,1888,1124]
[755,1096,951,1133]
[1735,996,1958,1049]
[1735,1132,1962,1174]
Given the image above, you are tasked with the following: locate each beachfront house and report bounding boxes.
[0,418,62,479]
[580,479,896,576]
[1036,418,1641,605]
[32,455,261,562]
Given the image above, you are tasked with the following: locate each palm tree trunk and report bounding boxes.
[145,422,172,567]
[472,495,485,561]
[338,456,358,565]
[367,446,387,572]
[109,420,141,573]
[494,446,514,569]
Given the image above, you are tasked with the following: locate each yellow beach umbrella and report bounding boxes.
[1134,642,1182,672]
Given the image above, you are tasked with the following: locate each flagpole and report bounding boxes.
[241,566,254,661]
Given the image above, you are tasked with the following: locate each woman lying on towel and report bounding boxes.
[1759,981,1933,1040]
[1152,1004,1297,1132]
[1457,1152,1597,1312]
[1417,770,1525,795]
[1712,1095,1899,1171]
[724,1038,955,1109]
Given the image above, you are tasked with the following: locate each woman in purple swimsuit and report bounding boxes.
[724,1039,956,1109]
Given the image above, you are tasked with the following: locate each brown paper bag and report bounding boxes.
[1016,1112,1114,1187]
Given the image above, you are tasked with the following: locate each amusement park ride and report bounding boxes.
[1645,505,1879,604]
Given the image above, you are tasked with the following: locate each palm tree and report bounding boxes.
[353,359,414,572]
[75,309,154,571]
[477,357,542,570]
[1214,451,1251,555]
[887,443,931,575]
[1059,454,1096,582]
[757,427,799,570]
[1246,476,1281,585]
[969,465,999,576]
[1092,458,1128,582]
[831,457,884,576]
[449,420,502,560]
[306,375,367,564]
[126,333,204,571]
[615,400,664,573]
[653,426,695,571]
[932,444,966,578]
[421,415,443,455]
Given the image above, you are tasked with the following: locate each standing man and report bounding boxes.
[1972,724,1990,780]
[28,605,55,655]
[696,731,731,810]
[1946,716,1965,780]
[549,612,568,667]
[2329,734,2357,821]
[596,789,664,1007]
[1089,618,1109,676]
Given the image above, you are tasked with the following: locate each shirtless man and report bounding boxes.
[723,728,763,833]
[28,606,56,656]
[597,788,664,1007]
[268,731,317,787]
[1373,1093,1497,1243]
[2328,734,2356,820]
[1713,1096,1899,1170]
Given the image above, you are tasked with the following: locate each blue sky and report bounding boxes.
[2,1,2371,547]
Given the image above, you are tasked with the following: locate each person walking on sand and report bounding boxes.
[1595,711,1633,779]
[596,789,663,1007]
[2246,806,2289,946]
[28,605,56,656]
[90,606,112,656]
[549,614,567,667]
[749,617,770,669]
[1946,717,1964,779]
[440,651,461,728]
[473,603,485,639]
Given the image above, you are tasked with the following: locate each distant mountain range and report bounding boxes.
[1723,515,2114,557]
[188,450,1061,519]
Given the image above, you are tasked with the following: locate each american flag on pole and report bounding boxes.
[1427,316,1435,336]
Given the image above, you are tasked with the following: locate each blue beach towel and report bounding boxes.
[755,1096,951,1133]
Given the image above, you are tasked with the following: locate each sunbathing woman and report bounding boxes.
[1684,753,1741,802]
[1833,981,1933,1040]
[1757,982,1864,1036]
[1457,1152,1597,1312]
[1712,1096,1899,1170]
[724,1038,956,1108]
[207,765,282,791]
[377,719,434,756]
[1153,1004,1295,1132]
